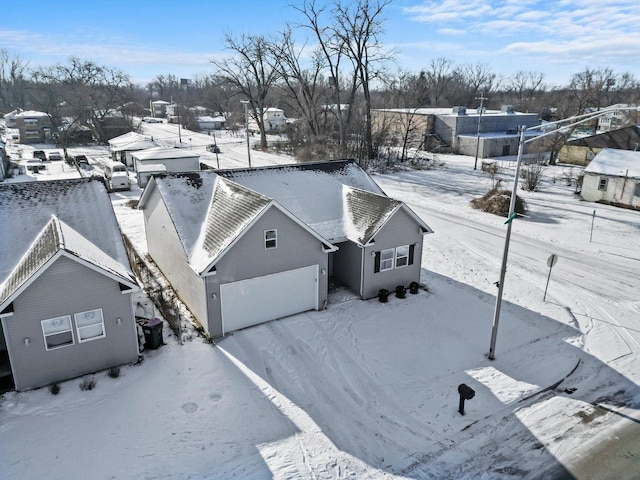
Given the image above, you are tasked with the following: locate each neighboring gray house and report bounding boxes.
[138,160,432,338]
[581,148,640,209]
[0,178,140,391]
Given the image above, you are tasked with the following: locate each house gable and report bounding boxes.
[0,216,138,315]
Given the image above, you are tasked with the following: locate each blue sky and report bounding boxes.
[1,0,638,88]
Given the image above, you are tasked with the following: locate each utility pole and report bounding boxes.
[240,100,252,169]
[474,93,487,170]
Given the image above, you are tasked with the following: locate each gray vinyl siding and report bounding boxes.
[206,206,328,337]
[2,256,138,391]
[332,241,363,296]
[362,209,425,299]
[143,188,207,331]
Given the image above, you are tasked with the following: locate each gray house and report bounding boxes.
[0,178,140,391]
[138,160,432,338]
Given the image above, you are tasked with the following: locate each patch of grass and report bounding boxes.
[49,383,60,395]
[107,367,120,378]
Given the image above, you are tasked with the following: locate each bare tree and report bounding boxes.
[31,57,133,152]
[0,49,29,110]
[211,34,281,149]
[454,62,499,106]
[333,0,393,160]
[423,57,455,107]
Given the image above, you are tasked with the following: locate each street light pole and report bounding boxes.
[240,100,252,168]
[487,105,640,360]
[473,93,487,170]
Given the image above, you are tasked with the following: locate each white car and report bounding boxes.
[26,159,45,172]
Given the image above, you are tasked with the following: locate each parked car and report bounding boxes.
[207,144,221,153]
[74,155,89,165]
[32,150,47,161]
[48,151,63,161]
[26,159,45,172]
[143,117,163,123]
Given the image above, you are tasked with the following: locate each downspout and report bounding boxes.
[360,246,365,298]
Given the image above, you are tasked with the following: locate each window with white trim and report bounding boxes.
[265,229,277,249]
[42,315,74,350]
[395,245,410,268]
[598,177,608,191]
[380,248,394,271]
[74,309,106,342]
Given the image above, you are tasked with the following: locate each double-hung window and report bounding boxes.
[42,316,74,350]
[395,245,410,268]
[375,245,416,273]
[75,309,106,342]
[265,229,277,249]
[380,248,394,271]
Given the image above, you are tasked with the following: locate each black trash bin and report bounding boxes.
[409,281,420,294]
[395,285,407,299]
[378,288,389,303]
[142,318,163,349]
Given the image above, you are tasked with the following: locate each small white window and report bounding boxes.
[75,309,106,342]
[598,178,608,191]
[380,248,394,271]
[395,245,410,268]
[42,316,74,350]
[265,229,277,249]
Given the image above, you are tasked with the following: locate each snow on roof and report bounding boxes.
[112,139,159,152]
[15,110,48,117]
[131,146,200,161]
[0,178,131,282]
[0,216,137,307]
[152,100,170,105]
[108,131,151,148]
[217,161,386,242]
[585,148,640,178]
[197,116,226,122]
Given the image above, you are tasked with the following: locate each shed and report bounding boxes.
[131,147,200,175]
[137,163,167,188]
[581,148,640,208]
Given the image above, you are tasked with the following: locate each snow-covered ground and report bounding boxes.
[1,125,639,479]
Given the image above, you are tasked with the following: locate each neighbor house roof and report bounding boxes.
[0,216,138,310]
[566,125,640,150]
[584,148,640,178]
[131,146,199,161]
[0,178,133,282]
[108,132,158,152]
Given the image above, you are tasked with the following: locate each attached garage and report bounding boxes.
[220,265,319,334]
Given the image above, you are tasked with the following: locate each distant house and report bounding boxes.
[0,178,140,391]
[151,100,170,118]
[581,149,640,209]
[559,125,640,166]
[197,115,227,131]
[90,110,132,142]
[130,147,200,185]
[14,110,54,144]
[108,131,159,167]
[371,106,541,157]
[248,107,287,133]
[138,160,432,338]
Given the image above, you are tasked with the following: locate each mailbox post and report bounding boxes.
[458,383,475,415]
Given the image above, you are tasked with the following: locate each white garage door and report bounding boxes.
[220,265,319,334]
